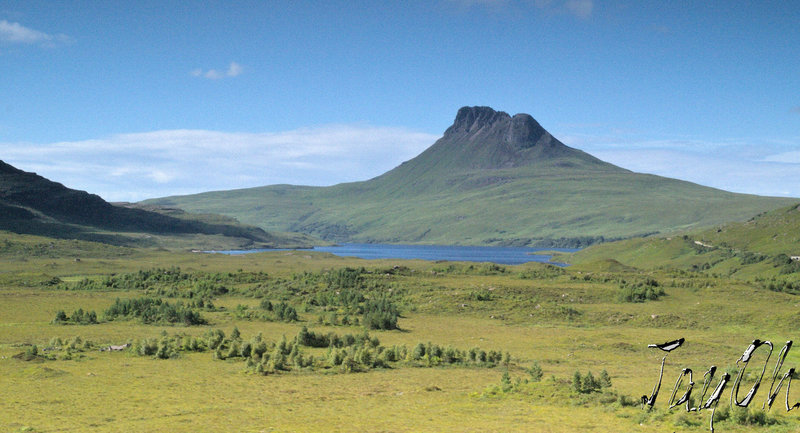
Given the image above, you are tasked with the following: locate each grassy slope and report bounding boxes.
[698,203,800,255]
[3,231,800,432]
[148,164,795,246]
[565,202,800,280]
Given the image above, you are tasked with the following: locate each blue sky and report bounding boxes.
[1,0,799,201]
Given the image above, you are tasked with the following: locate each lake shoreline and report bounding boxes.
[206,243,579,266]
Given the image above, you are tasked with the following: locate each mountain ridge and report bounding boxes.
[144,106,798,246]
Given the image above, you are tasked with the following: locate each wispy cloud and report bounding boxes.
[191,62,243,80]
[0,20,71,47]
[763,151,800,164]
[2,125,439,202]
[558,129,800,198]
[590,147,800,197]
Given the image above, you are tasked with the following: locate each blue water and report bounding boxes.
[210,243,578,266]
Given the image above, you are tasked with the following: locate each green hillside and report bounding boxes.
[145,107,797,246]
[0,160,316,250]
[565,202,800,281]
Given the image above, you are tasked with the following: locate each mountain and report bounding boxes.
[144,106,797,247]
[0,160,316,249]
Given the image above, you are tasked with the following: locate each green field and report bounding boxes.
[4,231,800,432]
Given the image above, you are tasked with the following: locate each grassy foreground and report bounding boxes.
[3,232,800,432]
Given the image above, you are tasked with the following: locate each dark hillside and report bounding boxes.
[0,160,315,249]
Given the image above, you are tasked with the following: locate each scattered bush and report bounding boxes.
[104,297,207,325]
[527,361,544,382]
[469,289,493,301]
[52,308,98,325]
[730,407,777,426]
[617,278,665,302]
[234,301,299,322]
[572,370,611,393]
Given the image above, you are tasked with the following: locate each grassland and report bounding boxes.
[565,203,800,284]
[3,231,800,432]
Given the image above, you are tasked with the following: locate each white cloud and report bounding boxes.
[226,62,243,77]
[558,129,800,198]
[191,62,244,80]
[1,125,439,202]
[763,151,800,164]
[5,121,796,202]
[204,69,225,79]
[589,147,800,197]
[0,20,71,47]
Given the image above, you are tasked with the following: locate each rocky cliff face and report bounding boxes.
[444,106,558,151]
[407,106,601,170]
[445,106,511,135]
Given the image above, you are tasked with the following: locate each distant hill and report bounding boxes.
[0,160,316,249]
[565,203,800,280]
[144,106,797,247]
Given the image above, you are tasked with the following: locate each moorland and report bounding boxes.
[3,201,800,432]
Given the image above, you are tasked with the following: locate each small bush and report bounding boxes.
[52,308,98,325]
[572,370,604,393]
[527,361,544,382]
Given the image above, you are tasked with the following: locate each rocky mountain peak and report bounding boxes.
[448,106,511,134]
[444,106,557,150]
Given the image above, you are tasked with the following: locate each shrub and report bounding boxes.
[104,297,206,325]
[582,371,600,393]
[617,282,665,303]
[204,328,225,349]
[274,302,299,322]
[52,308,98,325]
[470,290,493,301]
[573,370,602,393]
[362,297,399,330]
[599,369,612,388]
[527,361,544,382]
[501,370,513,392]
[730,407,777,426]
[24,345,39,360]
[572,371,583,393]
